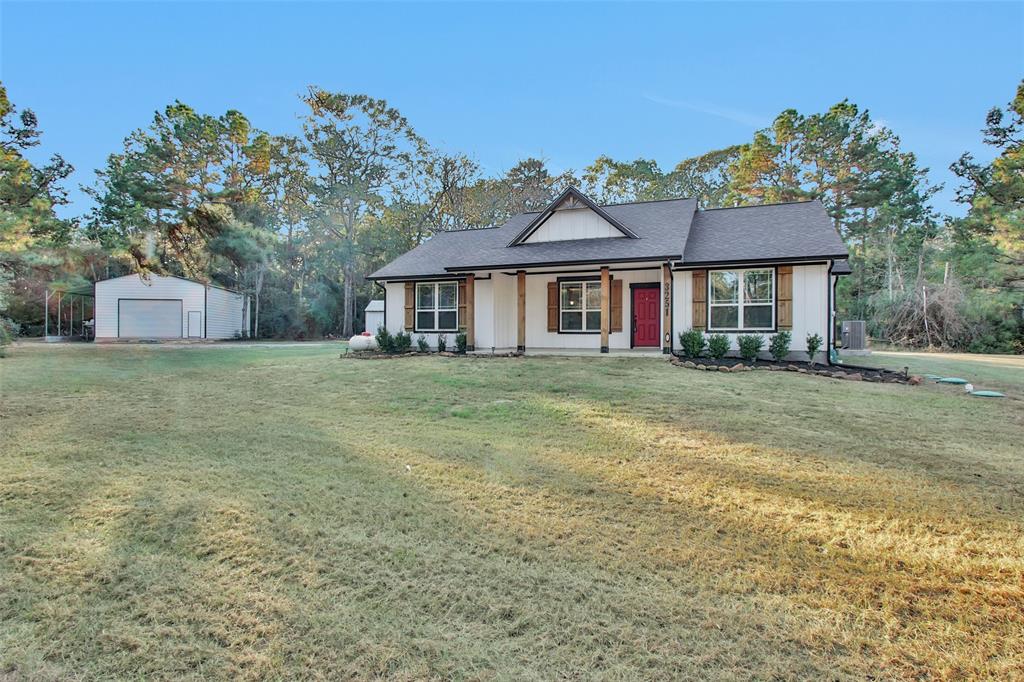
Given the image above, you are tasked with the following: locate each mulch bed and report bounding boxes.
[669,355,917,384]
[341,350,521,360]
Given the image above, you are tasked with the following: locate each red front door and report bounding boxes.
[632,287,660,347]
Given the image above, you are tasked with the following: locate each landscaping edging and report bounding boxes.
[669,355,918,384]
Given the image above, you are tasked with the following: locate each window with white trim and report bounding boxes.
[416,281,458,331]
[708,268,774,330]
[560,280,602,332]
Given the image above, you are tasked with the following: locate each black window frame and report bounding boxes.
[414,280,459,333]
[706,267,778,333]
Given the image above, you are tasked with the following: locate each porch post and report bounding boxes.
[600,266,610,353]
[465,274,475,352]
[516,270,526,353]
[662,263,672,354]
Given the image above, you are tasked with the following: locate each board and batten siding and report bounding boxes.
[524,208,623,243]
[206,285,249,339]
[95,275,205,340]
[671,263,830,361]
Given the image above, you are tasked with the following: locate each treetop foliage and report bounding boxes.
[1,79,1020,351]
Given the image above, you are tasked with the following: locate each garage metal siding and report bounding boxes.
[95,275,205,339]
[118,300,183,338]
[205,285,247,339]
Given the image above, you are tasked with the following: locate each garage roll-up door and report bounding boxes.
[118,299,182,338]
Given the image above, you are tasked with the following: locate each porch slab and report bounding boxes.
[472,347,666,357]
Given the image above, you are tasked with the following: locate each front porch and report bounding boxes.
[459,261,674,354]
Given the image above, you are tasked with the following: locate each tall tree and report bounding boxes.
[302,88,424,336]
[951,79,1024,289]
[0,82,74,325]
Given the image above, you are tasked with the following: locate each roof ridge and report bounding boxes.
[599,196,694,208]
[516,195,694,216]
[700,199,819,212]
[435,224,507,233]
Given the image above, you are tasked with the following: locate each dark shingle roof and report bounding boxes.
[683,201,848,264]
[368,195,849,279]
[368,198,697,278]
[832,258,852,275]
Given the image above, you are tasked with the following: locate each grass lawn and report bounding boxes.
[2,344,1022,680]
[844,349,1024,396]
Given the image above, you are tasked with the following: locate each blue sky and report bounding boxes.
[2,1,1022,219]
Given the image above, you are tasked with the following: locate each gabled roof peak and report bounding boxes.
[506,186,640,247]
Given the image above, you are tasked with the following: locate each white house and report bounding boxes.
[94,274,250,341]
[368,188,851,362]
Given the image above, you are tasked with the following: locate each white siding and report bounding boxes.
[491,273,516,350]
[671,269,691,353]
[206,286,248,340]
[524,208,624,243]
[670,263,829,360]
[791,264,829,358]
[384,282,406,337]
[95,274,204,340]
[364,311,385,333]
[473,278,494,350]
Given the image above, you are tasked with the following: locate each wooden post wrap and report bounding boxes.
[600,266,610,353]
[517,270,526,353]
[465,275,475,351]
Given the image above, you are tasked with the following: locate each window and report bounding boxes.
[416,281,458,331]
[708,268,774,330]
[560,280,602,332]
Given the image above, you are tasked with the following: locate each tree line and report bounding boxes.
[1,80,1021,352]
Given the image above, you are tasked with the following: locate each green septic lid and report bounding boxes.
[938,377,969,384]
[971,390,1006,398]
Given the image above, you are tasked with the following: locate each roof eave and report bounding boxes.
[672,253,850,269]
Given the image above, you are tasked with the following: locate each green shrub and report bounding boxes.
[436,334,447,352]
[737,334,764,362]
[706,333,730,360]
[393,331,412,353]
[455,331,467,354]
[0,316,17,358]
[805,333,823,365]
[678,330,705,358]
[375,326,394,353]
[768,330,791,363]
[416,334,429,352]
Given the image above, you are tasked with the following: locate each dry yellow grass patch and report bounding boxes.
[2,344,1022,679]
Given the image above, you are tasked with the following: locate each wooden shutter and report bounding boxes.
[611,278,623,332]
[404,282,415,329]
[692,269,707,330]
[458,280,467,330]
[777,266,793,329]
[547,281,558,332]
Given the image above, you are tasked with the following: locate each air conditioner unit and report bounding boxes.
[841,321,867,350]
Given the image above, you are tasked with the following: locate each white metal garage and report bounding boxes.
[94,274,250,341]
